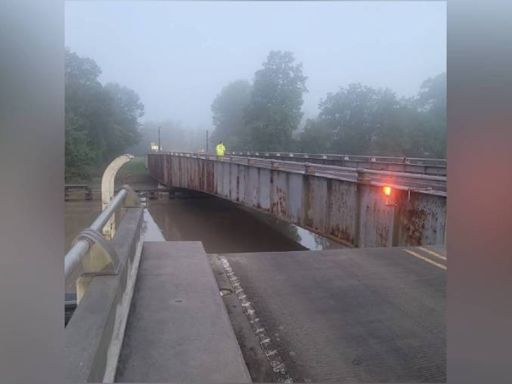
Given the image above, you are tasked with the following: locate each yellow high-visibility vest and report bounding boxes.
[216,143,225,156]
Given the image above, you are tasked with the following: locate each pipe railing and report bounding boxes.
[225,151,447,166]
[161,150,446,166]
[65,186,136,281]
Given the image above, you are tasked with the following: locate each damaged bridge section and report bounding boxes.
[147,153,446,248]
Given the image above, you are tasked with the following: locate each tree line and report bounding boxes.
[65,49,445,181]
[65,50,206,180]
[211,51,446,157]
[65,49,143,181]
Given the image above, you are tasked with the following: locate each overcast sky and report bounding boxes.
[65,1,446,129]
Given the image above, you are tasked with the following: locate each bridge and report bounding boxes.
[65,153,447,383]
[147,152,446,248]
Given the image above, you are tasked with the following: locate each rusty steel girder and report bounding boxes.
[147,153,446,248]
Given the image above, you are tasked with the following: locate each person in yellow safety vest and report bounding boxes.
[216,141,226,157]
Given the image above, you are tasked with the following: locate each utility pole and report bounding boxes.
[158,126,161,152]
[206,130,209,154]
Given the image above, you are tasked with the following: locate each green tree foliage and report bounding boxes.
[244,51,307,151]
[299,84,414,155]
[298,118,334,154]
[412,73,447,157]
[298,74,446,157]
[213,57,445,157]
[102,83,144,156]
[65,49,143,181]
[210,80,252,150]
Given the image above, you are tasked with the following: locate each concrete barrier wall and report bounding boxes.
[65,208,144,382]
[148,154,446,248]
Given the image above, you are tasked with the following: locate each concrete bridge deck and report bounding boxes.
[112,241,445,382]
[116,241,251,382]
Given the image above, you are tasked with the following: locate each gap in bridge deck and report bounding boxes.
[146,194,343,254]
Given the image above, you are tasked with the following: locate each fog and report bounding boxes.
[65,1,446,130]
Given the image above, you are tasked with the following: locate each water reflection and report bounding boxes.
[244,206,345,251]
[147,197,305,254]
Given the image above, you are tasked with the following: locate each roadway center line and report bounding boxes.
[418,246,446,260]
[402,249,447,270]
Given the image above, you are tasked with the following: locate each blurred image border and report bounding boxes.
[1,0,511,383]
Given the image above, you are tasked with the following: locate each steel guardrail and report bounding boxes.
[227,151,447,167]
[64,188,128,279]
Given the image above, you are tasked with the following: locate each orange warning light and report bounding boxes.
[383,186,392,196]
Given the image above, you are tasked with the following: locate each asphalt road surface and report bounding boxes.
[214,246,446,382]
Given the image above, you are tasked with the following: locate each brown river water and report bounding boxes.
[65,192,343,292]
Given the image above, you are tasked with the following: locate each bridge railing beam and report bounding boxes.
[65,185,140,302]
[162,151,446,195]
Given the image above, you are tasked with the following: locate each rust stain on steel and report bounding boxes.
[198,159,204,190]
[147,153,446,248]
[358,186,393,247]
[327,180,357,246]
[258,169,271,211]
[402,207,427,245]
[187,159,194,189]
[329,224,355,246]
[396,190,446,246]
[271,186,288,219]
[206,161,214,193]
[302,175,314,230]
[375,203,392,247]
[376,222,390,246]
[303,175,330,233]
[236,174,240,202]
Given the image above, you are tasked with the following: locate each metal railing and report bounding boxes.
[65,185,144,382]
[226,151,447,167]
[64,188,126,279]
[65,186,140,294]
[160,152,447,195]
